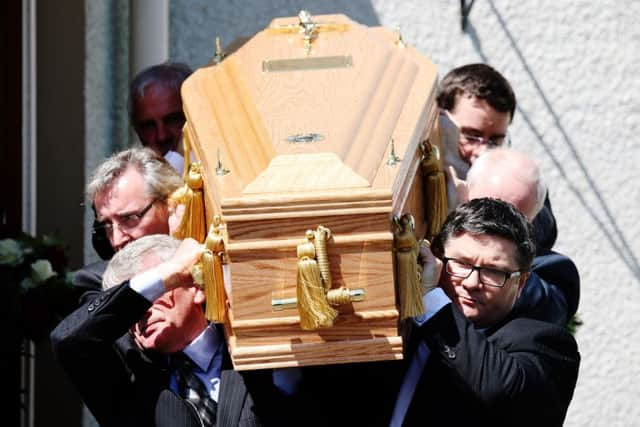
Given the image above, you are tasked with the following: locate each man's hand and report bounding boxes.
[446,165,468,206]
[419,242,443,295]
[152,238,205,291]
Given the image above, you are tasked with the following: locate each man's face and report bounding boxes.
[132,82,185,155]
[440,232,526,328]
[94,167,170,252]
[447,94,511,165]
[131,285,206,354]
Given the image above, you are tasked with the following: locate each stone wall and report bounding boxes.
[84,0,130,263]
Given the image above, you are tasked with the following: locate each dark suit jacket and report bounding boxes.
[51,282,315,427]
[532,193,558,253]
[306,300,580,427]
[514,250,580,326]
[397,304,580,427]
[72,259,107,305]
[516,193,582,326]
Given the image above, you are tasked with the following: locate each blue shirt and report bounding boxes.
[389,288,451,427]
[171,325,223,401]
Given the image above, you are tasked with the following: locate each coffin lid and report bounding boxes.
[181,12,438,219]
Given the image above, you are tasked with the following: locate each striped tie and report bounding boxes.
[174,353,217,426]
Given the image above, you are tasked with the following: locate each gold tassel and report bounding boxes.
[393,214,425,319]
[202,220,227,323]
[296,231,337,330]
[170,162,206,243]
[181,128,193,180]
[422,140,448,241]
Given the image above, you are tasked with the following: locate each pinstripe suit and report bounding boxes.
[51,283,310,426]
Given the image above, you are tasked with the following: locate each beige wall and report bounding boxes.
[171,2,640,425]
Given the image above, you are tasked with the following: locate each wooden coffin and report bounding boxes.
[180,12,441,370]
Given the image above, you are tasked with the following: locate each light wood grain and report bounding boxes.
[230,336,403,370]
[181,13,439,369]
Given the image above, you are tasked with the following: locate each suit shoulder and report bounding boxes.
[531,250,580,318]
[533,251,578,275]
[496,317,579,355]
[73,260,107,289]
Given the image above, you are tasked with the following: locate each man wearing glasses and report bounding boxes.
[437,63,514,177]
[387,197,579,426]
[73,148,183,303]
[437,63,558,252]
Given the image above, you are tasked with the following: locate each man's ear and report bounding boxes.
[193,286,206,305]
[91,203,116,260]
[516,272,530,298]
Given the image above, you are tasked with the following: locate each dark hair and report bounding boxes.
[128,62,193,118]
[432,198,535,271]
[436,63,516,121]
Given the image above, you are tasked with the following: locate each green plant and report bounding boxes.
[568,313,583,335]
[0,233,80,342]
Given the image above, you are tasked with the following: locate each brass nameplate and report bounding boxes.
[262,55,353,72]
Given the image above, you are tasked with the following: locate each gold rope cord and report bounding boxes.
[283,226,366,317]
[181,128,192,180]
[422,138,448,241]
[296,231,337,330]
[326,288,352,305]
[169,161,206,243]
[312,226,332,291]
[393,214,425,319]
[202,218,227,323]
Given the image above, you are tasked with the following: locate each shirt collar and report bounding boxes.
[181,324,222,372]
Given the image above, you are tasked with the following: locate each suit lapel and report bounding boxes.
[217,369,248,427]
[216,324,249,426]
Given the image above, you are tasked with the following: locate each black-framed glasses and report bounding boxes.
[460,132,508,148]
[92,198,160,236]
[442,257,521,288]
[443,110,510,148]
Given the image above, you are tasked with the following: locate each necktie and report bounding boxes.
[173,353,217,426]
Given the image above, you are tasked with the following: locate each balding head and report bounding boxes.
[466,148,546,220]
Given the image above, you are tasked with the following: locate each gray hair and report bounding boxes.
[128,62,193,118]
[466,147,547,219]
[102,234,180,289]
[86,147,183,203]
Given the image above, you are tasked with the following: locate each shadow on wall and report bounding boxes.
[170,0,381,68]
[465,0,640,280]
